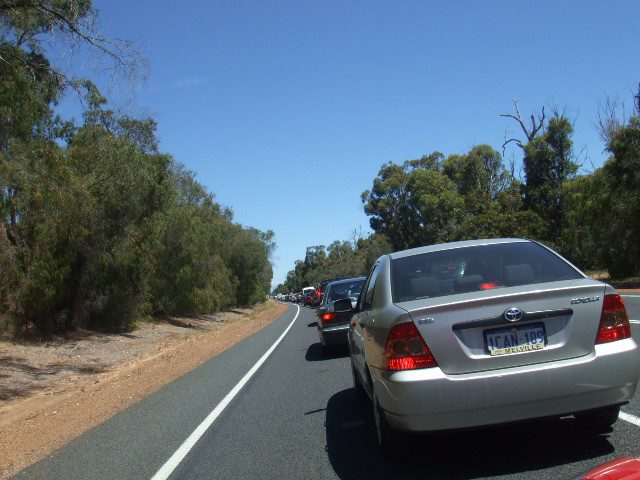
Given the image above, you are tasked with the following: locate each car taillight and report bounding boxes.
[316,290,322,297]
[480,282,500,290]
[596,294,631,344]
[383,322,437,371]
[321,312,338,325]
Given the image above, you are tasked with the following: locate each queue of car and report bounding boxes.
[277,238,640,471]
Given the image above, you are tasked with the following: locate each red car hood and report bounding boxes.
[578,457,640,480]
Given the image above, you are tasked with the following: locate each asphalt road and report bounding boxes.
[13,295,640,480]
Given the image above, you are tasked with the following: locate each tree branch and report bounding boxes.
[500,99,547,151]
[502,138,524,149]
[35,1,125,65]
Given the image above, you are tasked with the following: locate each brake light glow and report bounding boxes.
[596,294,631,344]
[480,282,500,290]
[383,322,437,371]
[321,312,338,325]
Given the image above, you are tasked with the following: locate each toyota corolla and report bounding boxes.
[339,238,640,454]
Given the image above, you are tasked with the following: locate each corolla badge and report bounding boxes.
[570,296,599,305]
[504,307,523,322]
[417,317,434,325]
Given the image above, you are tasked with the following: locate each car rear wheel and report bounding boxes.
[576,406,620,432]
[373,391,404,459]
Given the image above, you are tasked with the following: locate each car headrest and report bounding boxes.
[464,260,485,277]
[502,264,535,286]
[453,274,483,293]
[410,276,439,298]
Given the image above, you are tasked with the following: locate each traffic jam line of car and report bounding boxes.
[277,238,640,478]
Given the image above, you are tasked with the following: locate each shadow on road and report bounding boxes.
[308,322,317,328]
[325,388,615,480]
[305,342,349,362]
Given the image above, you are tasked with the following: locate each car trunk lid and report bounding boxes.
[398,279,606,375]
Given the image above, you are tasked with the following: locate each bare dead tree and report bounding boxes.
[573,143,591,173]
[594,95,624,144]
[0,0,148,95]
[349,226,366,247]
[500,99,547,152]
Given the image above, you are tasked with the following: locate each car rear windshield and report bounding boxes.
[327,280,365,303]
[391,242,582,303]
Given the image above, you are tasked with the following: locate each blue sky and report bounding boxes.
[57,0,640,287]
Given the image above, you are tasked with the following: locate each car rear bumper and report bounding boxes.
[370,338,640,432]
[320,324,349,346]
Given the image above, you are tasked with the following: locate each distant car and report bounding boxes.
[341,238,639,455]
[313,278,346,307]
[316,277,366,351]
[571,457,640,479]
[304,292,317,307]
[301,286,316,307]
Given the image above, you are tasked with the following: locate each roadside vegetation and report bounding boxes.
[0,1,274,337]
[276,92,640,293]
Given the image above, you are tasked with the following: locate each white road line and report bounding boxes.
[620,411,640,428]
[150,304,300,480]
[621,294,640,298]
[630,320,640,325]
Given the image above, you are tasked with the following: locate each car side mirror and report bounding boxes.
[333,298,353,313]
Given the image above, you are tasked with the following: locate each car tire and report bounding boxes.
[576,406,620,432]
[373,391,404,459]
[351,361,367,401]
[319,332,328,355]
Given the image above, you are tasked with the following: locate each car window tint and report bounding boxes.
[327,280,365,303]
[362,264,380,310]
[357,266,375,310]
[391,242,582,303]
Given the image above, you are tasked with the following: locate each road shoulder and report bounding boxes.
[0,301,287,479]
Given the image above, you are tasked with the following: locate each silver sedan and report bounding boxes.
[339,238,640,454]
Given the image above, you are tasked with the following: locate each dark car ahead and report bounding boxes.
[303,292,317,307]
[316,277,366,351]
[313,277,346,307]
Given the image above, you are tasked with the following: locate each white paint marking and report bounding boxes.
[620,411,640,428]
[630,320,640,325]
[151,304,300,480]
[621,294,640,298]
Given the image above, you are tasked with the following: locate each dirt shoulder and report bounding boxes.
[0,300,287,479]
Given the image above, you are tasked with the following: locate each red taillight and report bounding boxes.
[383,322,437,371]
[316,290,322,297]
[321,312,338,325]
[480,282,500,290]
[596,294,631,344]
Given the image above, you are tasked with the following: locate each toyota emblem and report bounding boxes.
[504,307,523,322]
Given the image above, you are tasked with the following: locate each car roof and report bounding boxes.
[388,238,531,260]
[326,276,366,287]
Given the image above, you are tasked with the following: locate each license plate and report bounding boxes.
[484,322,546,356]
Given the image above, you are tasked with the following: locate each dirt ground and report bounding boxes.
[0,300,287,479]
